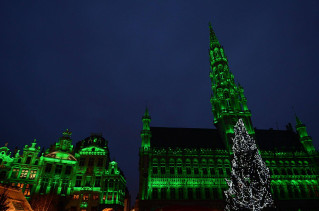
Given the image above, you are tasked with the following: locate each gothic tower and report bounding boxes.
[208,23,254,150]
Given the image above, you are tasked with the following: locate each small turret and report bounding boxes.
[141,107,151,149]
[295,115,316,154]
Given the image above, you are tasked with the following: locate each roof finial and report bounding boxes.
[209,21,220,46]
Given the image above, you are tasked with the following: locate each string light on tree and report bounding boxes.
[224,119,275,211]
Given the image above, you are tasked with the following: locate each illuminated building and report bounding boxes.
[0,130,130,211]
[136,23,319,211]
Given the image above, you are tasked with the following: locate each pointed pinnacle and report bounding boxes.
[209,22,220,44]
[295,114,302,125]
[143,107,150,118]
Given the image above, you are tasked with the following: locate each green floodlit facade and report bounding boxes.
[0,130,130,211]
[137,24,319,211]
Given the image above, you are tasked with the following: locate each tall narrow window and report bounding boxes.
[178,188,183,200]
[196,188,201,199]
[188,188,193,200]
[95,176,101,187]
[29,170,37,179]
[12,168,20,178]
[170,188,175,200]
[205,188,210,199]
[75,176,82,187]
[45,164,52,173]
[88,158,94,167]
[152,188,158,199]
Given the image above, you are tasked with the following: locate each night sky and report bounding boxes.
[1,1,318,202]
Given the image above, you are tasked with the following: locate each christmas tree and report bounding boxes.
[224,119,274,211]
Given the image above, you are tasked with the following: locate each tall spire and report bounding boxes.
[208,23,254,150]
[209,22,220,47]
[141,107,151,149]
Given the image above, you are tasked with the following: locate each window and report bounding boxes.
[281,168,286,175]
[20,169,28,179]
[170,167,174,174]
[93,194,99,200]
[178,188,183,199]
[61,181,68,195]
[73,194,79,200]
[95,176,101,187]
[12,168,20,178]
[23,184,31,196]
[65,166,72,175]
[226,168,231,176]
[194,168,199,175]
[307,169,312,175]
[210,168,215,175]
[188,188,193,200]
[161,188,167,199]
[186,167,191,174]
[153,167,158,174]
[88,158,94,167]
[171,188,175,200]
[161,167,165,174]
[218,168,223,176]
[97,158,103,167]
[152,188,158,199]
[83,194,89,201]
[85,177,91,186]
[75,176,82,187]
[55,165,62,174]
[79,158,85,166]
[29,170,37,179]
[213,188,219,199]
[205,188,210,199]
[177,167,182,175]
[203,168,208,175]
[107,193,112,200]
[45,164,52,173]
[196,188,201,199]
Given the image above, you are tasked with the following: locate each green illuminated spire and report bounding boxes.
[295,115,315,153]
[141,107,151,149]
[208,23,254,150]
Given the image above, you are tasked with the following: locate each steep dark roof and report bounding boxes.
[150,127,304,152]
[150,127,225,149]
[255,129,303,151]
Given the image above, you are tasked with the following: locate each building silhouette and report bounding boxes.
[136,23,319,211]
[0,130,130,211]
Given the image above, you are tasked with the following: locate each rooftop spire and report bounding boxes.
[143,107,150,118]
[209,22,220,47]
[295,114,303,126]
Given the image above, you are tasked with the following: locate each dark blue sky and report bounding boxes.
[1,0,318,201]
